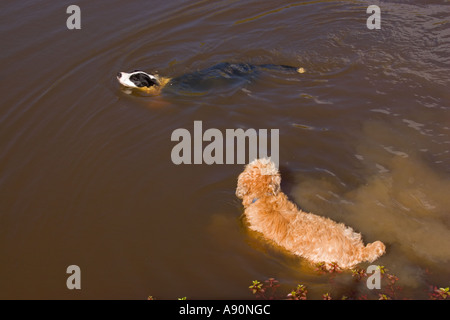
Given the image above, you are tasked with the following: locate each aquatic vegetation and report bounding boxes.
[248,265,449,300]
[322,293,332,300]
[286,285,308,300]
[248,278,280,300]
[429,286,450,300]
[146,265,448,300]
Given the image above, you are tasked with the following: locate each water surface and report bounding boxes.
[0,0,449,299]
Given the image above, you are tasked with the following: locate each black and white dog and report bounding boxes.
[117,62,305,95]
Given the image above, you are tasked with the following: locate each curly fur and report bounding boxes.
[236,158,385,269]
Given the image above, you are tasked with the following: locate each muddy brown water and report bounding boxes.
[1,0,449,299]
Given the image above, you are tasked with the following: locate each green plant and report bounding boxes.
[286,284,308,300]
[429,287,450,300]
[147,264,449,300]
[249,278,280,299]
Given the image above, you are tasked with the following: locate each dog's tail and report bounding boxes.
[362,241,386,262]
[258,64,306,74]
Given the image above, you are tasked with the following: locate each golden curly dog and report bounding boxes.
[236,158,385,269]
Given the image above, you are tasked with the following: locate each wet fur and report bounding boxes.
[236,158,386,269]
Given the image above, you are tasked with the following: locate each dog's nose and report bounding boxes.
[117,72,122,78]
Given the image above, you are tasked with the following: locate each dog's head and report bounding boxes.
[236,158,281,207]
[116,70,160,89]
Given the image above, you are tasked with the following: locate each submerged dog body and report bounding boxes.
[236,159,385,269]
[117,63,304,95]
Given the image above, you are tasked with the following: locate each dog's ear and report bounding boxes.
[257,158,280,196]
[236,172,249,199]
[139,74,159,87]
[268,174,281,196]
[129,73,159,88]
[146,76,160,87]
